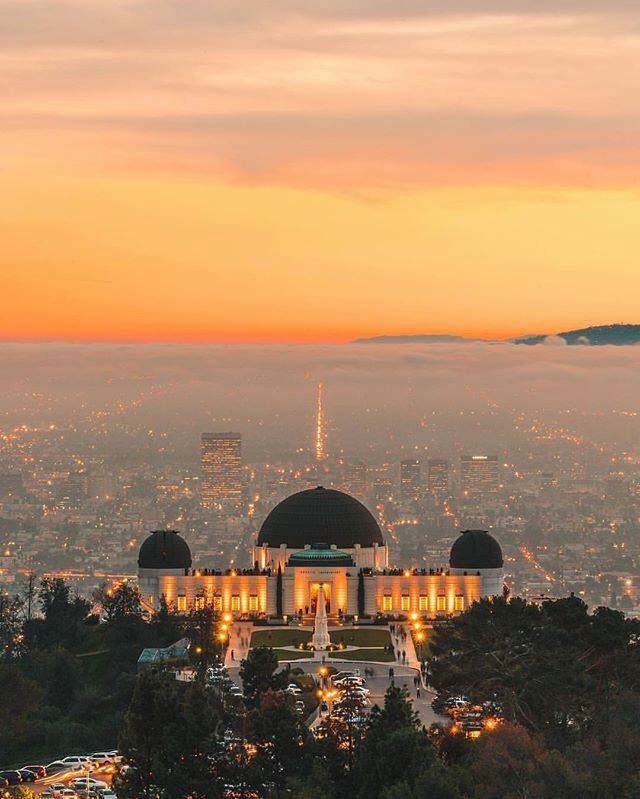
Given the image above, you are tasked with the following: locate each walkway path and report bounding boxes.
[389,623,421,670]
[224,622,253,669]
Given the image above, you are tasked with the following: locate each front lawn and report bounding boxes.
[411,629,432,662]
[330,628,391,648]
[250,629,311,647]
[272,648,311,661]
[332,648,395,663]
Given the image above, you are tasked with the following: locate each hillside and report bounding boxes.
[352,334,478,344]
[515,324,640,346]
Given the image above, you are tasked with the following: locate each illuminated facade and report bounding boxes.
[138,489,504,619]
[201,432,243,511]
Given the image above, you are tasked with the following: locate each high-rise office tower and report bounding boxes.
[400,459,422,503]
[427,458,449,504]
[460,454,499,498]
[201,433,243,511]
[371,463,394,503]
[346,460,368,499]
[315,382,327,461]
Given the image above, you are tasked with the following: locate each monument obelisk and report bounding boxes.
[311,584,330,650]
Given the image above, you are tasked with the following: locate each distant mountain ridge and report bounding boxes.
[353,324,640,346]
[353,334,477,344]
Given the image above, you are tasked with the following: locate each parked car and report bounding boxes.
[89,753,113,766]
[71,778,108,790]
[58,757,87,771]
[332,670,360,682]
[98,792,117,799]
[59,789,79,799]
[47,762,71,775]
[445,696,469,710]
[0,776,8,789]
[333,677,365,689]
[22,765,47,779]
[18,769,38,782]
[0,771,23,785]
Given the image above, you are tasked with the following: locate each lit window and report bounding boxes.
[177,595,187,612]
[419,595,428,611]
[213,595,222,611]
[436,595,446,612]
[401,595,410,612]
[195,595,205,611]
[382,594,393,612]
[249,595,259,612]
[454,595,465,612]
[231,595,241,612]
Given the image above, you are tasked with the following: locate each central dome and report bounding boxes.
[258,487,384,550]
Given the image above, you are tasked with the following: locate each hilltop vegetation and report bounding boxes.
[515,323,640,345]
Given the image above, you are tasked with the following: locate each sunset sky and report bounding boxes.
[2,0,640,342]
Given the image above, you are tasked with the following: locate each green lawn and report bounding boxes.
[332,648,395,663]
[330,628,391,647]
[250,629,311,647]
[411,629,432,662]
[272,648,311,661]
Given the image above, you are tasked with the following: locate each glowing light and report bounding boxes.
[315,382,326,461]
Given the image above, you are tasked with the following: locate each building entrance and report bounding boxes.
[310,582,331,614]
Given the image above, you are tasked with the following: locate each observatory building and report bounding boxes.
[138,486,504,619]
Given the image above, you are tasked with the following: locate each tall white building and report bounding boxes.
[201,433,243,511]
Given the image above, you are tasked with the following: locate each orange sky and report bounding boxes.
[2,1,640,342]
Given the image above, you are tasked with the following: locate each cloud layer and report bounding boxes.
[3,1,640,187]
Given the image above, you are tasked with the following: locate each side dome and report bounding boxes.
[138,530,192,570]
[258,487,384,549]
[450,530,503,570]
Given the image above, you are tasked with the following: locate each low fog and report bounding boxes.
[1,342,639,463]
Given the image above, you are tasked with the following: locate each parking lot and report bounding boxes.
[0,753,119,798]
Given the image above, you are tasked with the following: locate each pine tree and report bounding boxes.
[276,564,283,618]
[357,570,365,617]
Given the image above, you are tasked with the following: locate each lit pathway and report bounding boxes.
[224,622,253,669]
[390,623,421,671]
